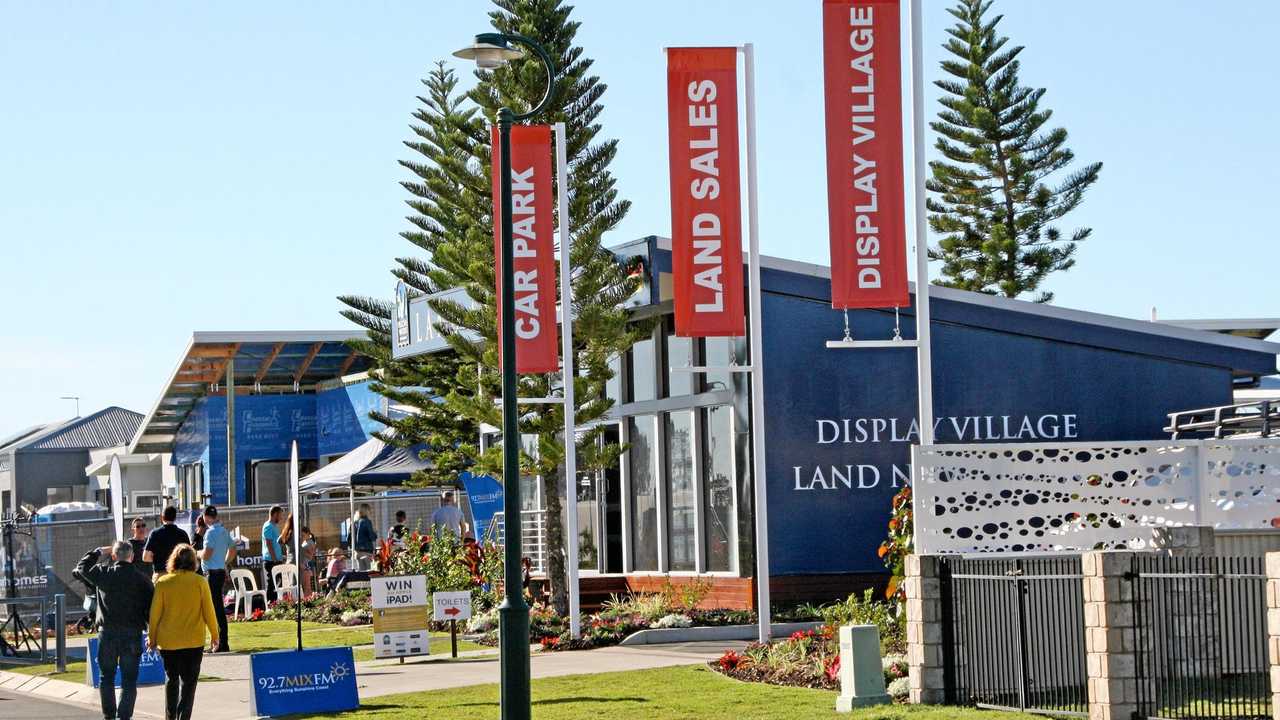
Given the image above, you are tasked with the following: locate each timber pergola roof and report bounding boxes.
[130,331,372,454]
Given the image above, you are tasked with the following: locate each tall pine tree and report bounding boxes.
[927,0,1102,303]
[341,0,646,614]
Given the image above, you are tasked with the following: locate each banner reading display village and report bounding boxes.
[491,124,559,373]
[823,0,909,309]
[666,47,745,338]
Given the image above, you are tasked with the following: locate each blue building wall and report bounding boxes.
[759,291,1235,576]
[173,381,382,504]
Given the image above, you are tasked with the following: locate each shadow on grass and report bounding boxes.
[452,696,648,708]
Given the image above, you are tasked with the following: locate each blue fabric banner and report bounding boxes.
[249,647,359,718]
[458,472,503,541]
[86,633,166,687]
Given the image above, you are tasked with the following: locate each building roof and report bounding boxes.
[2,407,141,452]
[1158,318,1280,341]
[0,422,58,453]
[617,236,1280,375]
[130,331,372,455]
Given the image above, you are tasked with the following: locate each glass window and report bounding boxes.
[520,434,542,512]
[665,412,696,571]
[702,337,740,393]
[666,322,696,398]
[628,415,659,571]
[605,353,624,406]
[629,333,657,403]
[701,405,736,572]
[574,466,599,572]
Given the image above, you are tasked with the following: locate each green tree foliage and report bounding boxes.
[927,0,1102,303]
[340,0,646,614]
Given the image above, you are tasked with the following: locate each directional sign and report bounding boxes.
[432,591,472,622]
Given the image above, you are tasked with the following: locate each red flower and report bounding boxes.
[717,650,745,672]
[824,655,841,682]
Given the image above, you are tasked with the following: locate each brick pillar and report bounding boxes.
[905,554,946,704]
[1083,551,1142,720]
[1149,525,1216,557]
[1266,552,1280,720]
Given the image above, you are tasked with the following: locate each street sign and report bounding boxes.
[432,590,472,622]
[371,575,430,659]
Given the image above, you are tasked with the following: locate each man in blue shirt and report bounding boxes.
[261,505,284,601]
[199,505,234,653]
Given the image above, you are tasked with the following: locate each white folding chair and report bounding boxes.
[271,563,300,602]
[229,568,267,619]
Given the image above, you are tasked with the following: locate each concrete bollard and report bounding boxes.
[836,624,890,711]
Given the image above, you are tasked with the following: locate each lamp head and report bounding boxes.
[452,33,524,69]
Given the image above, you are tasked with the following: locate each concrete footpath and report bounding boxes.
[0,640,737,719]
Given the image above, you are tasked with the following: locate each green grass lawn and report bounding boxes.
[289,665,1038,720]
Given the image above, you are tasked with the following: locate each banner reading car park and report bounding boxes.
[822,0,910,309]
[491,124,560,373]
[666,47,745,338]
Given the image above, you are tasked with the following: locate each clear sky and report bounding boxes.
[2,1,1276,436]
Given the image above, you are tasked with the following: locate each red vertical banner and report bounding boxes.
[492,124,559,374]
[666,47,746,338]
[823,0,910,309]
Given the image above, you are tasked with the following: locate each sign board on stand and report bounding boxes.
[249,647,359,718]
[87,632,165,687]
[371,575,429,659]
[433,590,471,658]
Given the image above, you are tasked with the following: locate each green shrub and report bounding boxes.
[820,589,905,654]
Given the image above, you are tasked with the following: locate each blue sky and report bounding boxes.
[1,1,1276,435]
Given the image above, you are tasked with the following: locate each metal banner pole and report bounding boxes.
[742,43,771,643]
[555,121,581,639]
[910,0,935,447]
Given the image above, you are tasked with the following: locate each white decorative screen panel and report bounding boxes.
[913,439,1280,554]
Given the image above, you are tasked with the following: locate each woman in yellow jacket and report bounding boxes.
[147,544,219,720]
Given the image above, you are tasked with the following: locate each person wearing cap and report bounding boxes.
[198,506,234,653]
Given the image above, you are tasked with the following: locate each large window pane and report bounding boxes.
[605,353,624,405]
[575,467,599,571]
[665,412,696,571]
[628,416,659,571]
[702,338,740,393]
[666,323,696,397]
[629,333,657,403]
[701,405,735,572]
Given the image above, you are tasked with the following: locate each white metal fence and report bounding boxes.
[912,438,1280,554]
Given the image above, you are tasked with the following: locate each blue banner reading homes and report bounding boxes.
[459,472,503,540]
[249,647,359,718]
[87,633,166,687]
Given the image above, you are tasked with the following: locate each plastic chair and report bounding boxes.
[271,563,300,601]
[229,568,267,619]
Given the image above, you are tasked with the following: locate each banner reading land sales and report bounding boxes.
[666,47,745,337]
[822,0,910,309]
[371,574,429,659]
[491,124,559,372]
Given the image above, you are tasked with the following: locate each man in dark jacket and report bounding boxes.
[74,540,154,720]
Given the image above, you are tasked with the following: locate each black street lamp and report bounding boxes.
[453,31,555,720]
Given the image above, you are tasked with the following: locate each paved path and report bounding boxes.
[1,640,740,719]
[0,686,102,719]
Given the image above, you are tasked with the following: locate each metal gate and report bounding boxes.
[1131,555,1268,720]
[941,555,1089,715]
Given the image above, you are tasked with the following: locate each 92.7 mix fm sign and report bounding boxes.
[371,575,430,659]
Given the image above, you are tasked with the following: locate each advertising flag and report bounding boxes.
[109,455,124,542]
[492,124,560,373]
[823,0,910,309]
[666,47,745,337]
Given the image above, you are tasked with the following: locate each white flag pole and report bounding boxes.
[555,121,581,639]
[290,440,302,650]
[742,43,772,643]
[109,455,124,542]
[910,0,935,447]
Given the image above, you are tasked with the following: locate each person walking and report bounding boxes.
[142,507,190,580]
[73,540,154,720]
[148,544,218,720]
[352,504,376,571]
[198,506,234,653]
[430,491,468,538]
[128,518,152,577]
[260,506,284,601]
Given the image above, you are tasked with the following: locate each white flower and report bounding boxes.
[887,676,910,699]
[650,613,693,629]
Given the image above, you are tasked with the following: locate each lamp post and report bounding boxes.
[453,31,555,720]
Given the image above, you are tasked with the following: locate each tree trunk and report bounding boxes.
[543,466,569,616]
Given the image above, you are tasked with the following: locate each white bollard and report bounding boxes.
[835,624,891,711]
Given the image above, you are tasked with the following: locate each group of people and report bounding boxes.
[74,505,227,720]
[72,494,470,720]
